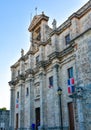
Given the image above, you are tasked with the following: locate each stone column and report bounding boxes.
[39,45,44,61]
[76,86,91,130]
[51,34,59,52]
[39,71,47,129]
[19,81,25,128]
[30,78,35,126]
[76,98,85,130]
[20,58,24,75]
[9,85,15,130]
[52,64,61,128]
[84,87,91,130]
[41,20,48,42]
[74,87,85,130]
[29,54,34,69]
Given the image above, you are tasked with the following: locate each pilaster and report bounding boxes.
[39,71,47,129]
[75,85,91,130]
[53,63,61,127]
[29,54,34,69]
[10,85,15,130]
[76,98,85,130]
[41,20,48,42]
[51,34,59,52]
[30,78,35,126]
[19,81,25,128]
[39,45,44,61]
[52,64,61,128]
[20,58,24,75]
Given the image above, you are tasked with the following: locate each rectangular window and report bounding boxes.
[49,76,53,87]
[68,67,73,79]
[26,87,29,96]
[65,34,70,45]
[17,91,19,99]
[36,55,39,64]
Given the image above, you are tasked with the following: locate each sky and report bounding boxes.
[0,0,89,110]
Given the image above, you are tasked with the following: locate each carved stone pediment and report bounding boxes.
[28,13,49,32]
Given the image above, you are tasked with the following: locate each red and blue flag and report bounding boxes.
[67,78,75,94]
[16,99,19,108]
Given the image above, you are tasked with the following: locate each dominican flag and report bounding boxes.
[16,99,19,108]
[67,78,75,94]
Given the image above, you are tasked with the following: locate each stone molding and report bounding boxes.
[51,0,91,36]
[9,42,74,85]
[28,13,49,32]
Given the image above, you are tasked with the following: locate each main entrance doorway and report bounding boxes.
[35,107,40,130]
[16,113,19,130]
[68,102,74,130]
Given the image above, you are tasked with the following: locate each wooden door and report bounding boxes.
[16,113,19,129]
[68,102,74,130]
[35,107,40,130]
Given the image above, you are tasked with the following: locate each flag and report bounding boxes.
[68,78,74,86]
[67,78,75,94]
[16,99,19,108]
[16,104,19,108]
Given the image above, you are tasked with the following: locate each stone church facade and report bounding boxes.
[9,1,91,130]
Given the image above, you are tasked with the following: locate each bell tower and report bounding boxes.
[28,12,49,44]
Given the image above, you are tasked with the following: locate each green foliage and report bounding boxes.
[0,107,7,110]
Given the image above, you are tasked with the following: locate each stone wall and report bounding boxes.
[9,1,91,130]
[0,110,9,130]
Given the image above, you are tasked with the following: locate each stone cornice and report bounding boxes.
[27,50,34,55]
[69,1,90,20]
[50,0,91,36]
[50,20,71,36]
[48,51,59,60]
[50,29,58,37]
[28,13,49,32]
[8,79,19,86]
[71,28,91,42]
[11,26,90,70]
[9,74,25,86]
[18,56,25,62]
[9,43,74,82]
[8,80,15,86]
[57,20,71,34]
[11,61,20,68]
[59,44,74,59]
[34,82,40,86]
[71,0,91,19]
[25,28,91,72]
[30,44,74,75]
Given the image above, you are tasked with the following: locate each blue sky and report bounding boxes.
[0,0,89,109]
